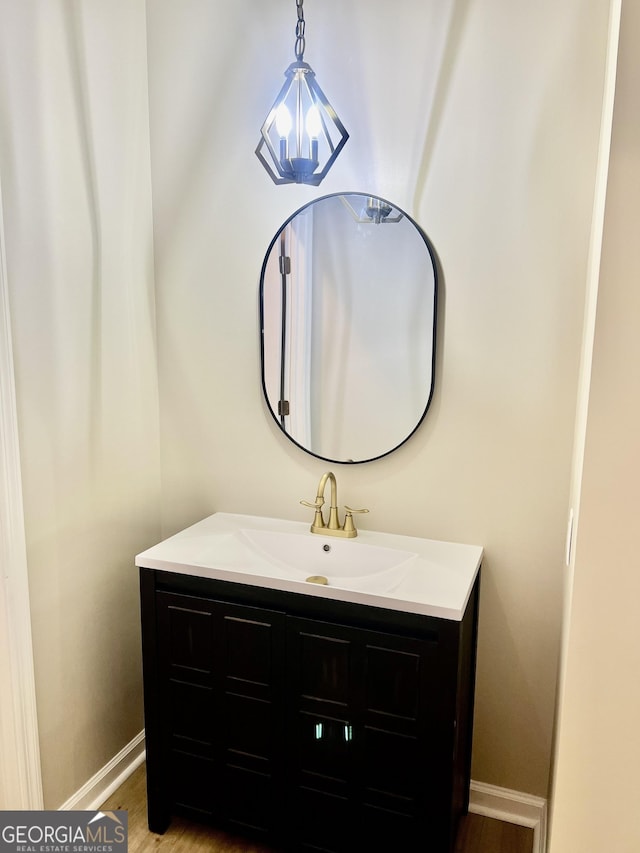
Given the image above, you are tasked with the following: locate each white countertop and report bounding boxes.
[135,512,483,621]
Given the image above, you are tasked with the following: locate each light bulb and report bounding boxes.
[275,104,292,138]
[306,105,320,164]
[275,104,292,163]
[306,104,321,139]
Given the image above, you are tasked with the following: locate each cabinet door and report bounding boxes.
[155,592,285,840]
[286,616,451,852]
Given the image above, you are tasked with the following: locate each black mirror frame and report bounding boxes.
[259,192,438,464]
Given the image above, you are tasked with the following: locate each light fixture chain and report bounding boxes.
[294,0,306,61]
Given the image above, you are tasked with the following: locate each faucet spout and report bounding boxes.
[316,472,340,531]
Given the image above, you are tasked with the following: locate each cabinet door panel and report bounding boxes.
[287,615,446,848]
[170,750,218,816]
[225,764,274,836]
[160,600,215,682]
[292,786,353,853]
[168,680,215,754]
[363,724,420,801]
[296,710,353,785]
[224,614,278,690]
[358,803,422,853]
[364,644,421,720]
[225,692,274,760]
[154,589,285,837]
[297,632,351,706]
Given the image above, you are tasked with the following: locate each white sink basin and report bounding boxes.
[239,528,417,592]
[135,512,483,621]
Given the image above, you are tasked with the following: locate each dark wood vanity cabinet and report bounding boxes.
[140,568,479,853]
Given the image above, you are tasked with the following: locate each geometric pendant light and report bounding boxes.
[255,0,349,186]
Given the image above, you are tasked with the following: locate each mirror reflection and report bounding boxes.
[260,193,438,463]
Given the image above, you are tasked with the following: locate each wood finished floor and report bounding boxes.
[101,763,533,853]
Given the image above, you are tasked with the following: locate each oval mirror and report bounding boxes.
[259,192,438,463]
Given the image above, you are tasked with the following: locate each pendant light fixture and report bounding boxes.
[256,0,349,186]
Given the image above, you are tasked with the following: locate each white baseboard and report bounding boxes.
[470,780,547,853]
[59,730,145,812]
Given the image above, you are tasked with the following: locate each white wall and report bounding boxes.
[146,0,612,798]
[0,0,161,807]
[549,1,640,849]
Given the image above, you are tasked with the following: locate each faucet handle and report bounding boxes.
[300,498,326,530]
[300,498,324,509]
[343,506,369,536]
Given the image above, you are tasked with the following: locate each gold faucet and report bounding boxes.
[301,472,369,539]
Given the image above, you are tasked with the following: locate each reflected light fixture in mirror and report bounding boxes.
[256,0,349,186]
[260,193,438,464]
[341,195,404,224]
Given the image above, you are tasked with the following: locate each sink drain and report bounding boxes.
[306,575,328,585]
